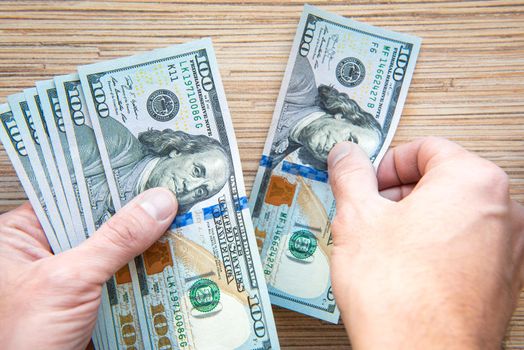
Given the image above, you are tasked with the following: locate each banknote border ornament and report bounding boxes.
[189,278,221,313]
[146,89,180,122]
[336,57,365,88]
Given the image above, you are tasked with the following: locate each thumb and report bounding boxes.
[328,142,379,208]
[59,187,178,284]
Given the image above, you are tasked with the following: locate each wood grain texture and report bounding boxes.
[0,1,523,348]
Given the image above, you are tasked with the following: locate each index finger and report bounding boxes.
[377,137,468,191]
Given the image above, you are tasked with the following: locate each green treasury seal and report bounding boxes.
[288,230,317,260]
[189,278,221,313]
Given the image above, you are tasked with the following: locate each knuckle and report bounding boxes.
[421,136,448,148]
[419,136,454,155]
[488,162,508,184]
[423,136,462,150]
[482,162,509,192]
[463,158,510,197]
[419,137,468,160]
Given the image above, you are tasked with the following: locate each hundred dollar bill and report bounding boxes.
[37,80,108,350]
[0,102,107,350]
[36,81,90,241]
[79,38,280,349]
[7,92,110,348]
[26,87,107,350]
[1,97,105,350]
[56,73,138,350]
[249,5,421,323]
[0,103,61,252]
[7,93,72,250]
[23,88,83,247]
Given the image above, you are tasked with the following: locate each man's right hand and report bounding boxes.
[327,137,524,350]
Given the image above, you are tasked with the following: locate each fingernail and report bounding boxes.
[138,188,177,221]
[328,142,354,168]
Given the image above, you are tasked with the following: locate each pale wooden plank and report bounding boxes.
[0,1,522,348]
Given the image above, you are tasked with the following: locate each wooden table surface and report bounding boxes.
[0,0,523,348]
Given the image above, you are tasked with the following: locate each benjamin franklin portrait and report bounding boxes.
[271,56,384,170]
[76,116,232,226]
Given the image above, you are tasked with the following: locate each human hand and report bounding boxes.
[328,138,524,349]
[0,187,177,350]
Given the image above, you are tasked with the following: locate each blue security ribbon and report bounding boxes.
[281,161,328,183]
[233,196,248,211]
[259,155,274,168]
[170,212,194,229]
[202,196,249,220]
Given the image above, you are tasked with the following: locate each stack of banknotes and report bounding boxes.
[0,5,420,349]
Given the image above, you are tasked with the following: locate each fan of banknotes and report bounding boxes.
[0,5,420,350]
